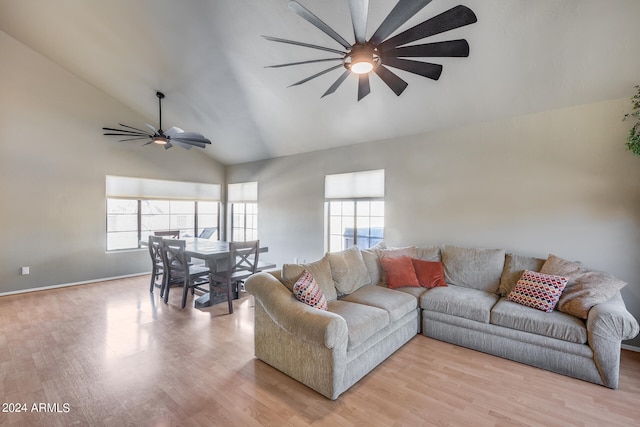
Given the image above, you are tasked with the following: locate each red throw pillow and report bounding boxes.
[411,259,447,288]
[379,256,420,289]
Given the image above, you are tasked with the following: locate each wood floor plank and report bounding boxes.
[0,275,639,426]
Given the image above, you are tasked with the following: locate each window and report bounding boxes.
[324,170,385,252]
[228,182,258,242]
[106,176,221,251]
[107,199,220,250]
[231,203,258,241]
[327,200,384,252]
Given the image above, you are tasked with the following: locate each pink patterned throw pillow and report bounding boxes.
[508,270,568,313]
[293,270,328,310]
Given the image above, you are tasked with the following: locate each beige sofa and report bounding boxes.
[245,244,639,400]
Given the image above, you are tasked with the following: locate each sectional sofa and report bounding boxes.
[245,243,639,400]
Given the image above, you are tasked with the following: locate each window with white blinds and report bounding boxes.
[324,170,384,252]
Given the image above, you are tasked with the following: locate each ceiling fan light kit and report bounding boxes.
[264,0,477,100]
[102,91,212,150]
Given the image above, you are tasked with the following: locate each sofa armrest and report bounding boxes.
[586,292,639,388]
[587,292,639,342]
[245,272,348,349]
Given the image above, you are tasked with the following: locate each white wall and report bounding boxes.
[227,98,640,347]
[0,30,225,293]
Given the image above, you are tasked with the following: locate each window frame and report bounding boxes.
[230,202,258,242]
[106,198,220,251]
[325,197,384,253]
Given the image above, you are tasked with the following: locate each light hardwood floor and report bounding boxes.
[1,275,639,427]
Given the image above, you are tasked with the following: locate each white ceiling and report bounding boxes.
[1,0,640,165]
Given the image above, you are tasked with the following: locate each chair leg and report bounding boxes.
[226,279,233,314]
[164,277,170,304]
[150,267,157,293]
[182,280,190,309]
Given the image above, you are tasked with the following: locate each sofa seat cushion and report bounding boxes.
[328,300,389,351]
[340,285,417,323]
[420,285,498,323]
[491,298,587,344]
[392,286,429,299]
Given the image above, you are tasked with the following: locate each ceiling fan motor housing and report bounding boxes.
[344,43,380,74]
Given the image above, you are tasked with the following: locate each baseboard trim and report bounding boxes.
[622,344,640,352]
[0,272,150,297]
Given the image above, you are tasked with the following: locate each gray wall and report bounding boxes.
[0,30,224,293]
[227,98,640,347]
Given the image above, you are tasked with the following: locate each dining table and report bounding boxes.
[141,237,275,308]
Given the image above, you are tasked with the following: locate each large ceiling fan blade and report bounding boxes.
[369,0,433,45]
[164,141,173,150]
[172,141,192,150]
[381,57,443,80]
[145,124,158,134]
[357,74,371,101]
[382,39,469,58]
[348,0,369,44]
[117,137,150,142]
[172,131,211,144]
[378,5,477,50]
[165,126,184,137]
[288,1,352,49]
[171,138,207,149]
[102,129,149,137]
[322,70,351,98]
[373,65,408,96]
[262,35,347,55]
[118,123,152,134]
[266,58,343,68]
[288,64,344,87]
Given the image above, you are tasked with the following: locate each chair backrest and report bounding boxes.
[226,240,260,279]
[148,235,164,268]
[160,239,189,277]
[198,227,217,239]
[155,230,180,239]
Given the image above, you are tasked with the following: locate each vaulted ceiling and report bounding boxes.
[1,0,640,165]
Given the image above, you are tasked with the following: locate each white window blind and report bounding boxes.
[106,176,221,201]
[324,169,385,199]
[228,181,258,202]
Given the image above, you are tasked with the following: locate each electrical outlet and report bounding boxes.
[21,266,30,275]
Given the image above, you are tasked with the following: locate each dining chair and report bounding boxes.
[155,230,180,239]
[148,235,166,294]
[160,239,210,308]
[210,240,259,314]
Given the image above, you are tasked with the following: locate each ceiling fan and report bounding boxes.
[264,0,477,100]
[103,91,212,150]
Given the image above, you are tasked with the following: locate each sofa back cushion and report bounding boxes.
[499,253,546,297]
[415,245,441,261]
[283,255,337,301]
[327,246,371,295]
[361,241,386,286]
[441,245,505,293]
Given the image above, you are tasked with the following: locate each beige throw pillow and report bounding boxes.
[282,255,337,302]
[540,254,627,319]
[327,246,371,295]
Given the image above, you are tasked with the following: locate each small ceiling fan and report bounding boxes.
[103,91,212,150]
[264,0,477,100]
